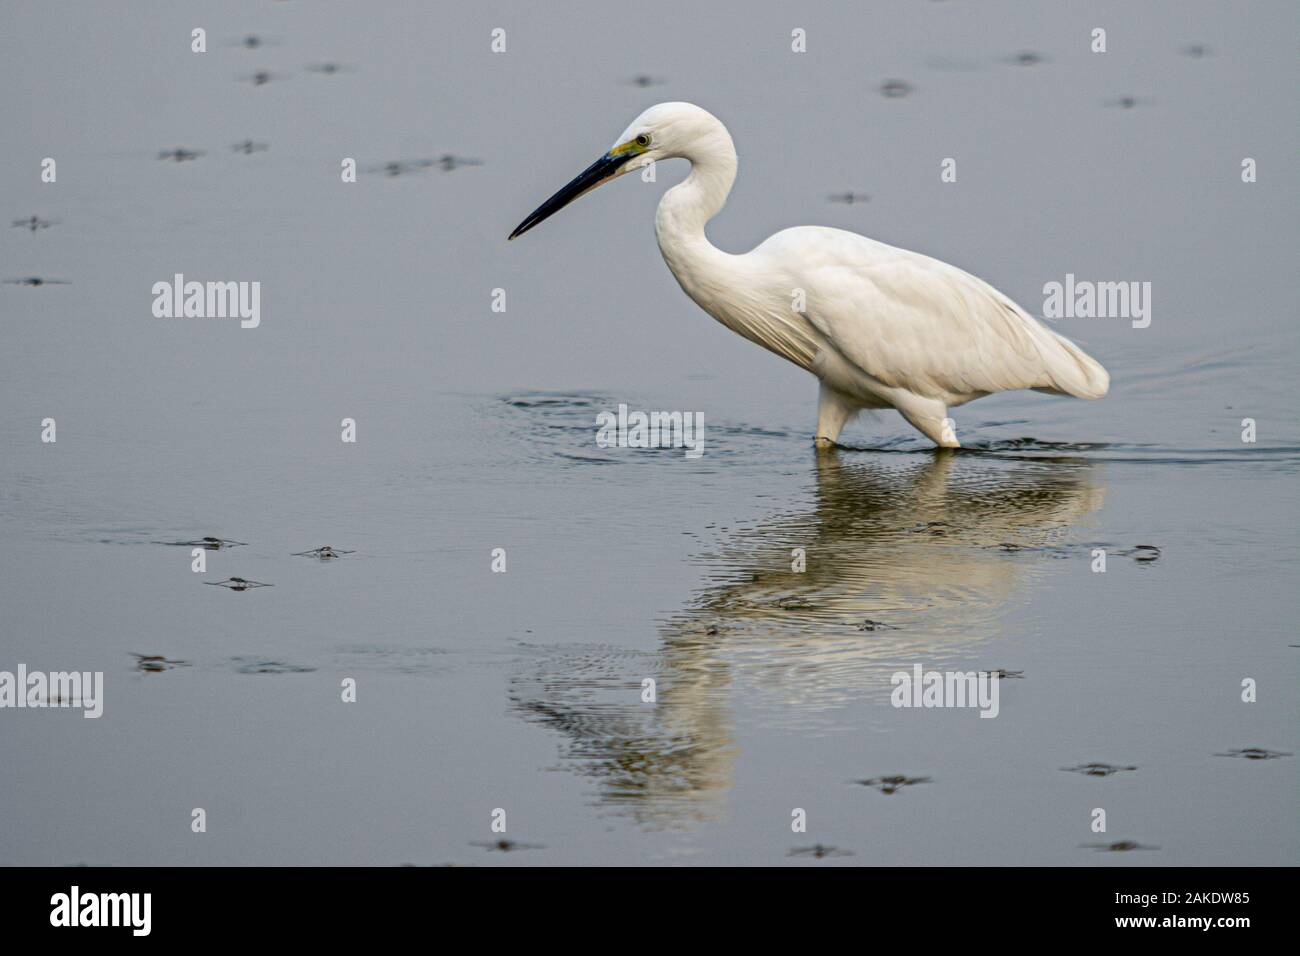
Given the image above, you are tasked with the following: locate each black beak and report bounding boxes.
[508,152,628,240]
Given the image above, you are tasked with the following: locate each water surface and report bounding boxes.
[1,0,1296,865]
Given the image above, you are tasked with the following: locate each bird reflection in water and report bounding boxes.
[510,448,1105,827]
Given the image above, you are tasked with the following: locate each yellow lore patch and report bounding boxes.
[609,139,646,158]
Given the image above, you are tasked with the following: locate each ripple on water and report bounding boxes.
[497,391,797,470]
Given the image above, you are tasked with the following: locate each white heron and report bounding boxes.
[509,103,1108,448]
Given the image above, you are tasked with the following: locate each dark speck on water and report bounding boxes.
[131,654,188,673]
[856,619,899,631]
[1214,748,1292,761]
[1061,764,1138,777]
[471,839,543,853]
[205,577,273,591]
[292,545,354,559]
[1081,840,1160,852]
[153,536,246,549]
[230,658,317,675]
[855,776,931,795]
[788,844,853,859]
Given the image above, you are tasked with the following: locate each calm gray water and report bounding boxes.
[1,0,1296,866]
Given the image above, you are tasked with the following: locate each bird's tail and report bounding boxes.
[1032,329,1110,399]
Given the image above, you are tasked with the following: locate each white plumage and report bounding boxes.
[510,103,1108,448]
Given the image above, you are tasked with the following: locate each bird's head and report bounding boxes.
[508,102,723,240]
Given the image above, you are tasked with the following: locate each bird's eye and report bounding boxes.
[635,134,651,148]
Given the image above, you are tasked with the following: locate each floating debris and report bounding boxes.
[156,536,247,550]
[305,62,355,75]
[1213,747,1291,761]
[238,70,288,87]
[910,520,949,536]
[364,155,483,178]
[431,154,484,173]
[854,775,930,795]
[157,148,204,162]
[365,159,432,178]
[624,75,666,88]
[131,654,189,673]
[1006,51,1047,66]
[11,215,58,232]
[984,668,1025,680]
[231,139,269,155]
[1181,43,1211,59]
[880,79,913,99]
[1061,763,1137,777]
[1081,840,1160,852]
[827,191,871,205]
[1104,95,1147,110]
[504,393,600,409]
[856,619,899,631]
[231,658,316,675]
[205,577,273,591]
[37,694,83,706]
[788,844,853,859]
[292,546,354,560]
[4,276,70,286]
[470,839,543,853]
[229,34,280,50]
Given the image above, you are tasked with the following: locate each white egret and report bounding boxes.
[509,103,1109,448]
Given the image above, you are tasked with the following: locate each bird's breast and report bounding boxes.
[659,244,820,372]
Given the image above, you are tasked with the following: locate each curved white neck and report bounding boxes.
[653,130,738,283]
[648,126,819,371]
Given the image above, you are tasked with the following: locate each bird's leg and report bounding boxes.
[893,394,961,448]
[815,383,858,447]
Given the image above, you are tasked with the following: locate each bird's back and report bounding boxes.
[748,226,1109,404]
